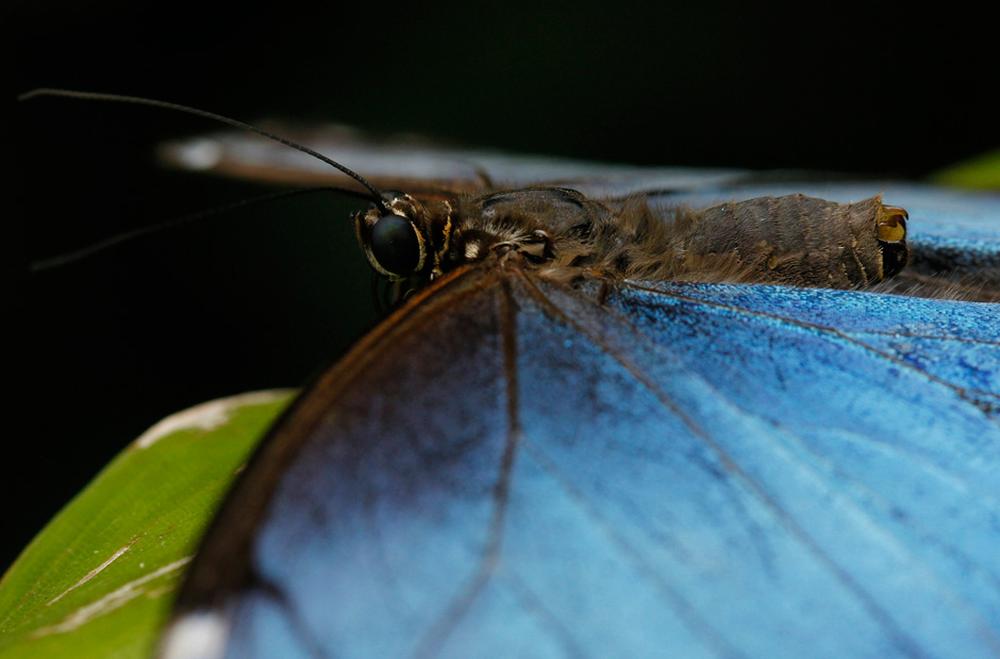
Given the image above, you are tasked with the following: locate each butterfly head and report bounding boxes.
[354,193,461,281]
[355,187,604,286]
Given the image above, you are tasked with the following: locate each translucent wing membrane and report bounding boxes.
[164,257,1000,657]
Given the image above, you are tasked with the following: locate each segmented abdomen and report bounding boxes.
[671,194,908,288]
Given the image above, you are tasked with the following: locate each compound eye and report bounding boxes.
[370,215,422,276]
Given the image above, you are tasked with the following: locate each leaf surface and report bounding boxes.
[933,149,1000,190]
[0,390,295,659]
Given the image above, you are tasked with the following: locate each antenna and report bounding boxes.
[28,187,372,273]
[19,88,390,213]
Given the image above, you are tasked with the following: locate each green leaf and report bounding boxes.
[0,390,296,659]
[931,148,1000,190]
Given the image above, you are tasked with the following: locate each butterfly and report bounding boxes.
[23,90,1000,658]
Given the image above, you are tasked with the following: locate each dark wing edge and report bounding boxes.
[157,264,497,655]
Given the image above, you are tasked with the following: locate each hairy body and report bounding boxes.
[359,188,911,294]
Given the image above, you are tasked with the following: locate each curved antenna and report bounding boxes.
[30,186,369,273]
[18,87,391,213]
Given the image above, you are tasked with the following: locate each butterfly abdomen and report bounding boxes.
[413,189,908,292]
[605,194,909,288]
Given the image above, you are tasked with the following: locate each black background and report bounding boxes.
[9,1,999,568]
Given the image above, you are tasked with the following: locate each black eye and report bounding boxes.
[370,215,422,275]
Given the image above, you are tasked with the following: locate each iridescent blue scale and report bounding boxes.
[162,171,1000,657]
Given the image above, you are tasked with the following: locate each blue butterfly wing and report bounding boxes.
[163,186,1000,658]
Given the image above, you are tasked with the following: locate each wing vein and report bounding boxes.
[617,313,1000,641]
[520,440,747,659]
[410,276,523,659]
[847,329,1000,347]
[592,280,1000,650]
[503,572,590,658]
[517,272,930,658]
[625,282,1000,406]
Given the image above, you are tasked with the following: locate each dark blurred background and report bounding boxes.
[9,0,998,568]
